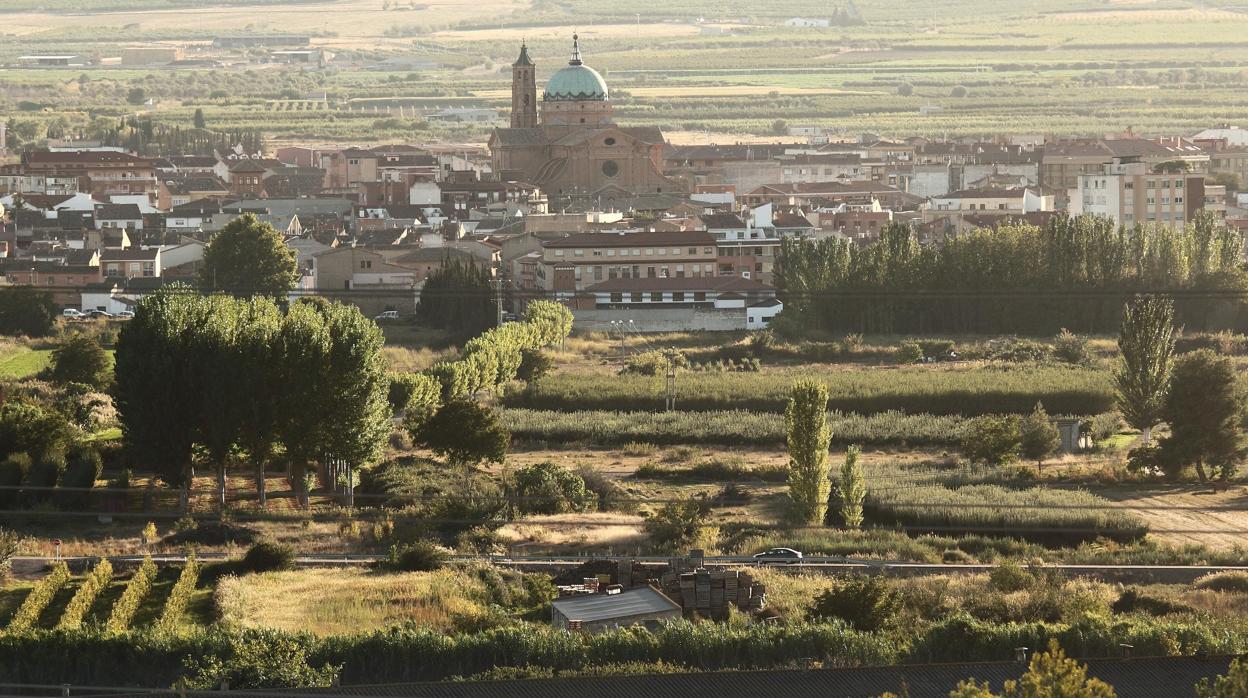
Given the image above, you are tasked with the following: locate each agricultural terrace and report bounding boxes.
[5,0,1248,143]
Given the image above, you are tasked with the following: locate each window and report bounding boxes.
[651,292,662,302]
[657,248,666,255]
[631,292,642,303]
[645,249,654,256]
[607,249,615,257]
[688,247,697,255]
[672,248,680,255]
[672,292,685,302]
[574,249,584,256]
[632,249,641,256]
[360,260,372,270]
[703,247,713,254]
[143,263,154,276]
[610,292,623,303]
[604,137,616,146]
[555,250,565,257]
[592,249,603,257]
[602,160,619,178]
[647,266,656,278]
[694,291,706,302]
[593,266,603,281]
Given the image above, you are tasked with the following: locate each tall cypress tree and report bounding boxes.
[1114,295,1177,444]
[785,380,832,524]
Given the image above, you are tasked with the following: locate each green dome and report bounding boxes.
[543,64,609,102]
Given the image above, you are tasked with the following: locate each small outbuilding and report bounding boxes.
[551,586,682,633]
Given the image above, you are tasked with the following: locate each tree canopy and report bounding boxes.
[201,214,299,296]
[114,289,390,499]
[775,213,1246,335]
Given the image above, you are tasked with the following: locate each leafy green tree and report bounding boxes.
[1007,639,1116,697]
[960,415,1021,465]
[114,287,206,489]
[0,287,56,337]
[0,402,71,461]
[194,295,244,509]
[644,495,717,553]
[1114,295,1176,444]
[513,461,594,515]
[314,301,393,505]
[516,349,553,383]
[413,399,509,469]
[47,334,112,389]
[1196,658,1248,697]
[837,445,865,529]
[1019,402,1060,473]
[416,256,494,336]
[808,575,900,631]
[274,300,333,508]
[193,108,206,129]
[1159,349,1246,482]
[786,380,832,524]
[201,214,298,296]
[126,87,147,105]
[183,629,340,689]
[234,298,284,506]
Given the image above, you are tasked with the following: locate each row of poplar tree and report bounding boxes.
[114,288,391,507]
[775,212,1247,335]
[114,289,575,507]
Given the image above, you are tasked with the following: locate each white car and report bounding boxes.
[116,310,135,319]
[752,547,804,564]
[62,309,84,319]
[374,310,400,321]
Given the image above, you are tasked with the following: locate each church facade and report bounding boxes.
[489,36,682,206]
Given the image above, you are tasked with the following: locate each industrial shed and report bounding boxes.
[551,587,681,633]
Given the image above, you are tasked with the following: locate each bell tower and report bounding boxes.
[511,42,538,129]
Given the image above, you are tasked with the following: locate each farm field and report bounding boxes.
[5,0,1248,141]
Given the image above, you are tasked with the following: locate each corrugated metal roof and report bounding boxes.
[550,587,680,623]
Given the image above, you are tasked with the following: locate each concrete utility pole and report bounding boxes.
[493,277,505,326]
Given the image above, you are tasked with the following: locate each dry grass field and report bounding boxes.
[1100,485,1248,551]
[216,567,492,634]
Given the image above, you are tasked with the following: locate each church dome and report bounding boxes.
[543,35,608,102]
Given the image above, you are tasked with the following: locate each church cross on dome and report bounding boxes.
[569,33,583,66]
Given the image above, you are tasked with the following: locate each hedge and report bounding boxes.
[0,616,1242,687]
[507,365,1114,416]
[106,557,157,633]
[154,560,200,633]
[424,301,573,399]
[56,559,113,630]
[6,562,71,634]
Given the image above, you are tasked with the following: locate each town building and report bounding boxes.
[489,37,682,207]
[1072,159,1206,227]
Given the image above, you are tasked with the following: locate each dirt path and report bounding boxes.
[1098,485,1248,550]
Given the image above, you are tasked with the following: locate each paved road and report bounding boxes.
[12,554,1248,584]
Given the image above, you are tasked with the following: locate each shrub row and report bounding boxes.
[508,365,1114,416]
[7,562,71,634]
[106,557,157,633]
[0,616,1243,687]
[153,560,200,633]
[425,301,573,400]
[56,559,113,630]
[864,483,1149,545]
[501,408,974,447]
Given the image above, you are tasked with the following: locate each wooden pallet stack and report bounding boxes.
[607,557,767,618]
